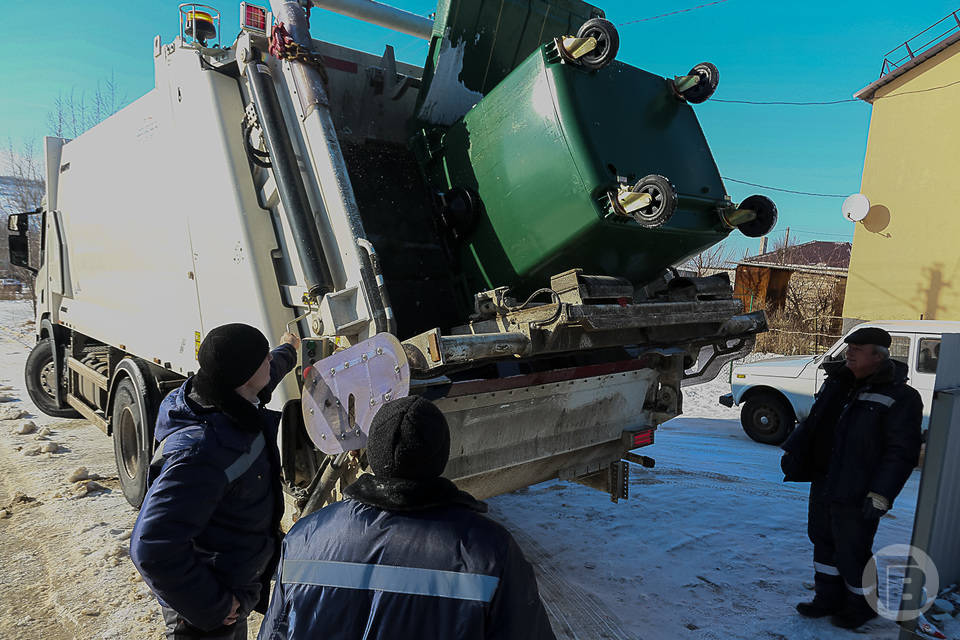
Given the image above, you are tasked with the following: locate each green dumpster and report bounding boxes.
[427,44,741,296]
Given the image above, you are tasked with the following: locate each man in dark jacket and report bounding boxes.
[781,326,922,630]
[131,323,299,639]
[257,395,556,640]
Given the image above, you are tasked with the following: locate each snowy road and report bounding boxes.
[0,299,949,639]
[490,415,923,640]
[0,300,170,639]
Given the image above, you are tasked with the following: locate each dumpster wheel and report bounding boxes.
[679,62,720,104]
[736,194,778,238]
[576,18,619,70]
[630,174,677,228]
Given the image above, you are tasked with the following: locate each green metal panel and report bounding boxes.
[414,0,602,126]
[433,46,731,295]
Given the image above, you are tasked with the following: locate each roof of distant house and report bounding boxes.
[738,240,851,275]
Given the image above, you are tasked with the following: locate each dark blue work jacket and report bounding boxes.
[257,475,556,640]
[131,344,296,630]
[782,358,922,505]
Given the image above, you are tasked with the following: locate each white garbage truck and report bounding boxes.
[8,0,773,514]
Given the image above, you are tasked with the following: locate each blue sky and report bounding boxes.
[2,0,957,257]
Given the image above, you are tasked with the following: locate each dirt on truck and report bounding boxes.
[6,0,774,520]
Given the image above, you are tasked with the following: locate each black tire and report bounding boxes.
[112,376,154,508]
[576,18,619,70]
[24,338,80,418]
[680,62,719,104]
[740,392,794,445]
[631,174,678,228]
[736,194,779,238]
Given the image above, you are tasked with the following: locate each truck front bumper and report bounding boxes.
[719,393,734,408]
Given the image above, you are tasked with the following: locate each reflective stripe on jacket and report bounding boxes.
[257,498,556,640]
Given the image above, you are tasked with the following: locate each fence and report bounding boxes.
[755,312,843,356]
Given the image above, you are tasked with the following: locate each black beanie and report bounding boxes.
[366,396,450,480]
[196,323,270,391]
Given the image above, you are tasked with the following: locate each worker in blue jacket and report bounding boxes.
[131,323,299,639]
[781,327,922,630]
[257,395,556,640]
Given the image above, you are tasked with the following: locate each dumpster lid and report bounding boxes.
[414,0,603,126]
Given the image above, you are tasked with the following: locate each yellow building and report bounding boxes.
[843,12,960,325]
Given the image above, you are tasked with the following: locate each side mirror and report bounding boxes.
[818,351,844,368]
[7,211,38,274]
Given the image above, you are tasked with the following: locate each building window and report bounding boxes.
[917,338,941,375]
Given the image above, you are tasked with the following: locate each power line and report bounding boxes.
[722,177,848,198]
[712,98,859,105]
[710,77,960,106]
[618,0,731,26]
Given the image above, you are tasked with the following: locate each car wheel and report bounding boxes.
[741,392,794,445]
[24,338,81,418]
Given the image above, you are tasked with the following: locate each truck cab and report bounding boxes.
[721,320,958,444]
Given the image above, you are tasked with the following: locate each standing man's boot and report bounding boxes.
[797,568,844,617]
[831,594,877,629]
[796,596,843,618]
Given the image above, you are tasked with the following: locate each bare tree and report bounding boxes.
[0,139,45,302]
[784,275,840,320]
[770,229,796,266]
[48,72,126,139]
[681,241,739,277]
[2,73,127,303]
[1,139,44,212]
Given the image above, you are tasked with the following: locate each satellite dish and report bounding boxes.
[842,193,870,222]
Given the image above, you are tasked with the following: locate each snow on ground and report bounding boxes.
[489,356,960,639]
[680,351,780,421]
[490,419,919,639]
[0,300,270,639]
[0,300,169,639]
[1,299,957,639]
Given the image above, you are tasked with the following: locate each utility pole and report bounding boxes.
[784,226,791,248]
[759,236,768,255]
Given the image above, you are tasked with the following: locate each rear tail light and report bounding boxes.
[624,427,655,448]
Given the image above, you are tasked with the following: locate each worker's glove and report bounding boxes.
[780,452,805,481]
[862,492,890,520]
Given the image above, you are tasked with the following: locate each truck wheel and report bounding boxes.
[24,339,80,418]
[740,392,794,445]
[576,18,619,70]
[112,377,153,508]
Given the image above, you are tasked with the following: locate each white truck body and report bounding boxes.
[11,1,768,514]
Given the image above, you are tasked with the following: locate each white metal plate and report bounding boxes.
[302,333,410,454]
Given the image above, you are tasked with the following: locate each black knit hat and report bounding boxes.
[366,396,450,480]
[196,323,270,391]
[845,326,892,349]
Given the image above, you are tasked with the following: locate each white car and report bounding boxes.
[719,320,959,444]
